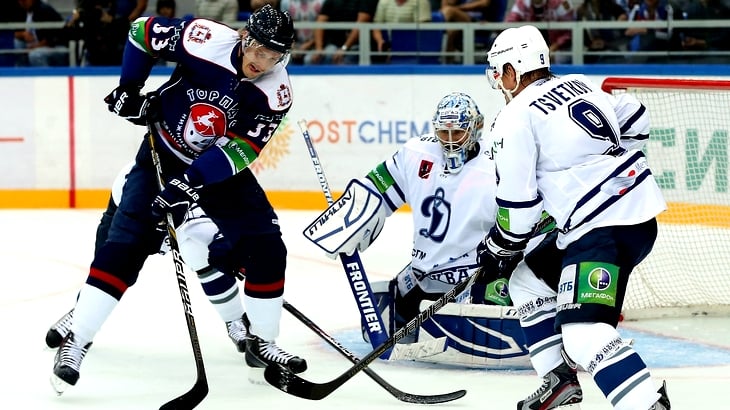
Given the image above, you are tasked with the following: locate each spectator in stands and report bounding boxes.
[252,0,279,9]
[0,0,23,66]
[12,0,69,66]
[66,0,129,65]
[625,0,680,62]
[335,0,378,64]
[116,0,148,22]
[505,0,577,63]
[156,0,176,17]
[577,0,629,63]
[677,0,730,62]
[197,0,239,23]
[306,0,361,64]
[371,0,432,62]
[280,0,324,64]
[440,0,507,63]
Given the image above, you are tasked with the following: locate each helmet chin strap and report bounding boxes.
[498,71,522,102]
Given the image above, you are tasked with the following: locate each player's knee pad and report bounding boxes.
[89,241,149,297]
[561,322,625,374]
[177,208,218,271]
[209,233,287,297]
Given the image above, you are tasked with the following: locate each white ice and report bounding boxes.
[1,210,728,409]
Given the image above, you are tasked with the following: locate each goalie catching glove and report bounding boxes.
[303,179,386,258]
[151,176,200,222]
[104,85,160,126]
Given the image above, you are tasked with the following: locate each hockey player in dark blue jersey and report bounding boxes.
[51,5,306,395]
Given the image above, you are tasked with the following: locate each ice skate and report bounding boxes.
[50,332,92,394]
[245,334,307,374]
[45,309,73,349]
[650,381,671,410]
[517,362,583,409]
[226,313,249,353]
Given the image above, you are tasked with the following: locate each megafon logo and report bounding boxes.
[249,116,292,174]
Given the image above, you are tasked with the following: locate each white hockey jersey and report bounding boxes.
[488,73,667,248]
[361,134,498,294]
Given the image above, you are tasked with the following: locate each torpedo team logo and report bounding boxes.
[588,267,611,291]
[183,103,226,152]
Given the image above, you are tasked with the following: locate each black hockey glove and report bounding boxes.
[208,232,246,281]
[104,85,160,126]
[476,226,526,280]
[151,177,200,222]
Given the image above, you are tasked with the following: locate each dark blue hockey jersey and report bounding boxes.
[121,16,293,187]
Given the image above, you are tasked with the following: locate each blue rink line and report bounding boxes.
[329,327,730,370]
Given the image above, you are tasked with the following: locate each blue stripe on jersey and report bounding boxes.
[495,195,543,209]
[593,350,648,398]
[564,151,650,232]
[619,104,646,135]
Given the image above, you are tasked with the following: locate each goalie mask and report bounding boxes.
[486,25,550,100]
[243,4,295,68]
[432,92,484,174]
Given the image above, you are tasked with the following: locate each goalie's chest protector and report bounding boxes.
[399,140,498,272]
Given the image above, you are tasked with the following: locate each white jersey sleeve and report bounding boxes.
[611,92,650,151]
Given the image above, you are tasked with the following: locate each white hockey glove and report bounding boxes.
[303,179,386,259]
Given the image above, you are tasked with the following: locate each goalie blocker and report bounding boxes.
[303,179,386,258]
[364,280,531,369]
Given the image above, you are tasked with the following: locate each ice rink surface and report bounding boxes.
[1,210,728,409]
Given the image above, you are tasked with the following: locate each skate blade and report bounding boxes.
[247,367,268,386]
[556,404,582,409]
[50,374,71,396]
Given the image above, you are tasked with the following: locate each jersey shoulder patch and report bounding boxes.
[182,19,239,72]
[252,65,293,112]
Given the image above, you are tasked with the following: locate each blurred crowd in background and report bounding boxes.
[0,0,728,67]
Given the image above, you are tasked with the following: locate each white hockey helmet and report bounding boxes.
[431,92,484,174]
[486,25,550,92]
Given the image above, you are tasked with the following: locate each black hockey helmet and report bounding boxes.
[246,4,295,54]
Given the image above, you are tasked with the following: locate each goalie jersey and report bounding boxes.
[488,74,667,248]
[362,133,498,295]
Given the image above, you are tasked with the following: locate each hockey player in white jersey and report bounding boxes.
[482,25,670,409]
[304,92,551,367]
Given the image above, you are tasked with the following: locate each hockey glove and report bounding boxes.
[104,85,160,126]
[151,177,200,223]
[476,226,526,280]
[208,232,246,281]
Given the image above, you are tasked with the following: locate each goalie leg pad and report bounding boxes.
[303,179,386,258]
[415,302,531,369]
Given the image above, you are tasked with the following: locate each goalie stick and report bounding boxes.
[297,119,390,358]
[149,133,209,410]
[282,301,465,404]
[264,215,556,401]
[265,269,478,400]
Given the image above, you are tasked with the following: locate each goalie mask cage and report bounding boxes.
[602,77,730,320]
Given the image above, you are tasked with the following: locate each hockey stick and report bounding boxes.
[297,119,390,358]
[265,271,478,400]
[265,216,556,401]
[149,133,209,410]
[282,301,465,404]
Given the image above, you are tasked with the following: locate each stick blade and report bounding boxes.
[264,364,333,400]
[397,389,468,404]
[159,380,209,410]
